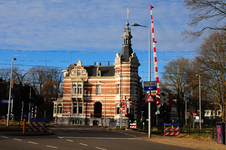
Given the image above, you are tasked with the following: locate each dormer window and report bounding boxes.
[77,70,81,76]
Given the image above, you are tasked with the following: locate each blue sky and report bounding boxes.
[0,0,203,81]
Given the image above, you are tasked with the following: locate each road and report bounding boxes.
[0,128,195,150]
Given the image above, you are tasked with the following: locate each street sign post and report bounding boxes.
[144,81,157,91]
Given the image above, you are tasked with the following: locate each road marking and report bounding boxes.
[58,136,139,140]
[67,139,73,142]
[96,147,107,150]
[28,141,38,145]
[80,143,88,146]
[1,136,9,138]
[123,133,136,137]
[46,145,58,149]
[13,138,22,141]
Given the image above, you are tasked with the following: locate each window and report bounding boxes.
[96,85,101,95]
[73,102,77,113]
[116,104,119,114]
[131,84,135,95]
[54,105,57,113]
[72,84,76,94]
[78,84,82,94]
[116,84,119,94]
[73,102,83,114]
[77,70,81,76]
[72,83,83,95]
[79,103,83,114]
[218,111,221,116]
[57,104,62,113]
[54,104,62,113]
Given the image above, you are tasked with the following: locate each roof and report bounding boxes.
[65,64,115,77]
[121,45,133,62]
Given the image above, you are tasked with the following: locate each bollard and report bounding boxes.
[23,119,26,133]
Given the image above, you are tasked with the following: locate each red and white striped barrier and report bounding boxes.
[29,122,47,132]
[30,122,47,127]
[150,5,160,106]
[164,126,180,131]
[164,132,180,136]
[29,128,47,132]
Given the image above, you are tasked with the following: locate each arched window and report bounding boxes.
[57,104,62,113]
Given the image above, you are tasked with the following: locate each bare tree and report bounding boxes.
[26,66,62,100]
[13,67,27,86]
[26,66,47,96]
[197,30,226,121]
[162,57,191,124]
[183,0,226,39]
[0,68,10,81]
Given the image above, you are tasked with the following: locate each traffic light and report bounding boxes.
[130,100,135,109]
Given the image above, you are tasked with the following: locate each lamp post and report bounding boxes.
[196,74,201,130]
[7,58,16,127]
[131,23,151,138]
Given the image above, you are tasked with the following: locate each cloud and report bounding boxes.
[0,0,202,52]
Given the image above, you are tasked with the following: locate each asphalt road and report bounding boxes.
[0,128,195,150]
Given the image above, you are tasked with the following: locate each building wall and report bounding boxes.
[53,54,141,126]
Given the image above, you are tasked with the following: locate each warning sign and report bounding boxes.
[146,94,155,102]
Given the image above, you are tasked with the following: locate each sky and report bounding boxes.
[0,0,203,82]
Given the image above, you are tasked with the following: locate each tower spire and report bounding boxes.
[121,9,133,62]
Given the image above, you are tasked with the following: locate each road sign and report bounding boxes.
[146,94,155,102]
[144,81,157,91]
[0,100,12,103]
[119,107,124,112]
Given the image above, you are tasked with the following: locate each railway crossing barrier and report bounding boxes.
[164,123,180,136]
[29,119,48,132]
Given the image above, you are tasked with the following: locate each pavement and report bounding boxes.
[0,125,225,150]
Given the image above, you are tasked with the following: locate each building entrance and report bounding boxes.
[94,102,102,118]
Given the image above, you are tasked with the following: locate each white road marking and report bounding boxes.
[123,133,136,137]
[96,147,107,150]
[28,141,38,145]
[58,137,139,140]
[46,145,58,149]
[13,138,22,141]
[80,143,88,146]
[67,139,73,142]
[1,136,9,139]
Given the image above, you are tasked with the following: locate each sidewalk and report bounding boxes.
[141,134,226,150]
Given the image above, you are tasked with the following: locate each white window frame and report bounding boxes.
[96,84,101,95]
[77,70,81,76]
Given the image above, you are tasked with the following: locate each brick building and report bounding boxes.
[53,19,142,126]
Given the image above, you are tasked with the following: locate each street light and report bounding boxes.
[7,58,16,127]
[131,23,151,138]
[196,74,201,130]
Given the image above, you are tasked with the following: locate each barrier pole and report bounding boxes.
[23,119,26,133]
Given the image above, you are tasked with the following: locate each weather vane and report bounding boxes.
[127,8,129,21]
